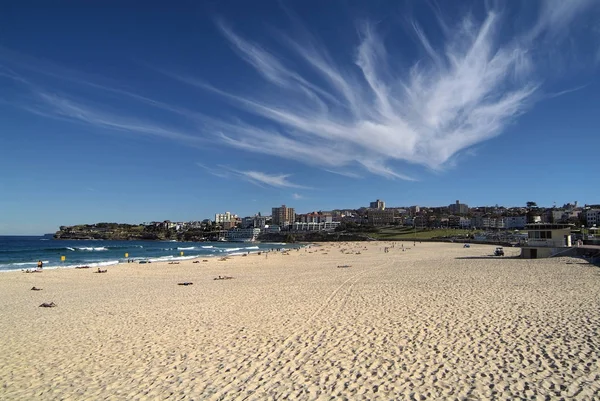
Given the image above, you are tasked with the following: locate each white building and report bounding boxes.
[225,228,261,242]
[215,212,237,223]
[292,221,341,231]
[521,223,573,258]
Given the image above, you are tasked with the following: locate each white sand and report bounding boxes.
[1,242,599,400]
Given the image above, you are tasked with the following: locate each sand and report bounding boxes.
[1,242,599,400]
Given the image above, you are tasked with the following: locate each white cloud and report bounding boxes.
[27,91,201,143]
[2,3,598,182]
[292,193,303,199]
[172,6,596,179]
[197,163,308,189]
[238,170,308,189]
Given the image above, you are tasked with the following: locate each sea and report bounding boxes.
[0,236,298,272]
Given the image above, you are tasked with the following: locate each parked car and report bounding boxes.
[494,247,504,256]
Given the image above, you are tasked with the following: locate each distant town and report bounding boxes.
[54,200,599,245]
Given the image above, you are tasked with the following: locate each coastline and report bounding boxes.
[1,241,599,399]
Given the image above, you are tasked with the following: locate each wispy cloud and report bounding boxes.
[166,3,597,179]
[1,2,598,182]
[240,170,308,189]
[292,193,303,200]
[30,92,201,143]
[197,163,308,189]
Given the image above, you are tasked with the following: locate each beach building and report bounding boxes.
[292,221,341,231]
[520,223,573,259]
[225,228,261,242]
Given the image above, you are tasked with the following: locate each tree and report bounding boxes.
[526,201,537,209]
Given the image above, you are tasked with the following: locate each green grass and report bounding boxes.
[370,227,473,240]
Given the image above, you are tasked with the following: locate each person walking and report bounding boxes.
[37,260,43,270]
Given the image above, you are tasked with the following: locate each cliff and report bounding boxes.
[54,223,172,241]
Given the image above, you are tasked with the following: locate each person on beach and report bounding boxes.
[37,260,43,270]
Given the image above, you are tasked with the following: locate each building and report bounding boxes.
[503,216,527,229]
[585,209,600,226]
[253,215,268,229]
[225,228,261,242]
[367,210,395,226]
[369,199,385,210]
[271,205,295,228]
[215,212,237,224]
[448,200,469,215]
[521,223,573,259]
[297,212,333,224]
[292,221,341,231]
[241,216,255,229]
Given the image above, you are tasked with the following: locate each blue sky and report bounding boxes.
[1,0,599,235]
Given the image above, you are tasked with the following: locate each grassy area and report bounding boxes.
[370,226,473,240]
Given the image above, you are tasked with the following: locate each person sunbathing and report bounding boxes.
[39,302,56,307]
[31,286,42,291]
[214,275,234,280]
[96,268,108,273]
[177,282,193,286]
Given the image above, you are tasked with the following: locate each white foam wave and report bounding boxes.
[77,247,108,251]
[177,246,196,250]
[1,260,51,267]
[148,255,200,263]
[222,247,242,252]
[201,245,214,249]
[244,246,259,250]
[67,247,75,251]
[37,260,121,270]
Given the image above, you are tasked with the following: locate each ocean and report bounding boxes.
[0,236,298,272]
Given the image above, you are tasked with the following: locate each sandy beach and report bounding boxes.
[1,241,599,400]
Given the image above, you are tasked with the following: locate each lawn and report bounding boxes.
[370,226,473,240]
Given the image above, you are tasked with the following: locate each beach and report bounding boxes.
[1,242,599,400]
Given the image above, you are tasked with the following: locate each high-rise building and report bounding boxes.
[369,199,385,210]
[272,205,295,227]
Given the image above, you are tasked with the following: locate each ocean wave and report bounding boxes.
[56,260,121,269]
[0,260,50,268]
[222,247,242,252]
[201,245,214,249]
[0,246,79,253]
[177,246,196,250]
[0,259,120,271]
[77,247,108,251]
[244,246,259,250]
[147,255,200,263]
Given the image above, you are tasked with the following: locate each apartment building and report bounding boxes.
[272,205,295,228]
